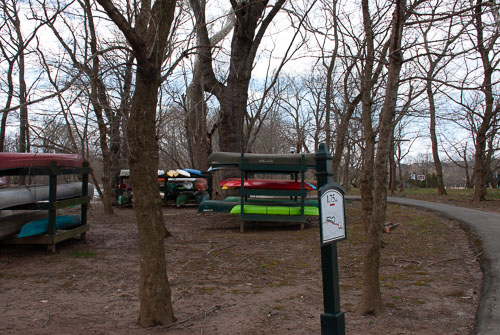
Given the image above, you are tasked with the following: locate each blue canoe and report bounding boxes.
[183,168,202,176]
[18,215,81,238]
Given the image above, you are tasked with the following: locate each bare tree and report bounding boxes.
[184,4,235,170]
[278,74,313,153]
[414,0,474,196]
[190,0,287,154]
[0,0,59,151]
[95,0,178,326]
[38,0,128,213]
[469,0,500,201]
[358,0,426,315]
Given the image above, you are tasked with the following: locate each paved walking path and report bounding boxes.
[347,196,500,335]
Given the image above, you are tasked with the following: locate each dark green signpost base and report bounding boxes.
[321,312,345,335]
[316,143,346,335]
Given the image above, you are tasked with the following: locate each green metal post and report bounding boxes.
[48,162,58,237]
[81,162,89,226]
[315,143,345,335]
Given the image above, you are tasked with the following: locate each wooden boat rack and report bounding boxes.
[0,156,91,252]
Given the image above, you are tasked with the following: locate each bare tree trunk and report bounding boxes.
[472,0,499,201]
[398,159,404,192]
[190,0,286,154]
[18,60,29,153]
[389,136,396,196]
[465,158,473,188]
[485,122,498,188]
[0,58,15,151]
[342,144,351,192]
[112,54,134,197]
[323,0,339,150]
[331,38,390,178]
[185,10,234,170]
[128,64,175,326]
[14,12,29,154]
[185,64,211,170]
[85,0,113,213]
[96,0,177,326]
[418,0,466,197]
[358,0,380,315]
[358,0,408,316]
[428,84,447,195]
[331,94,361,177]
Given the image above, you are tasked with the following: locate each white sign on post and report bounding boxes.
[320,188,346,245]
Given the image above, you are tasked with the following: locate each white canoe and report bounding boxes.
[0,182,94,210]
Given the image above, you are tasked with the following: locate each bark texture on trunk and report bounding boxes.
[358,0,407,316]
[184,11,234,170]
[185,65,211,171]
[428,87,447,196]
[128,62,175,327]
[0,59,14,151]
[96,0,177,327]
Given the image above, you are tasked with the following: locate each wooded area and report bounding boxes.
[1,0,498,327]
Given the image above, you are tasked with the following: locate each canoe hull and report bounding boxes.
[17,215,81,238]
[230,205,318,216]
[0,183,94,210]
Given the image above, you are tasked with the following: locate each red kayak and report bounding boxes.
[0,153,83,170]
[220,178,316,190]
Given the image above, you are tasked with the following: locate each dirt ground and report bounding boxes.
[0,197,485,334]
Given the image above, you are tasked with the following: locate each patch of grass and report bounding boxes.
[339,283,357,290]
[445,289,465,297]
[270,281,292,287]
[388,273,410,281]
[414,280,431,287]
[72,250,96,258]
[0,273,29,280]
[415,271,430,276]
[486,188,500,200]
[260,259,280,269]
[408,215,438,231]
[408,297,426,305]
[198,286,217,293]
[384,282,395,289]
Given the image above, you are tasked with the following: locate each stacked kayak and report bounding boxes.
[230,205,318,216]
[18,215,81,238]
[198,196,318,216]
[164,169,209,207]
[220,178,316,190]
